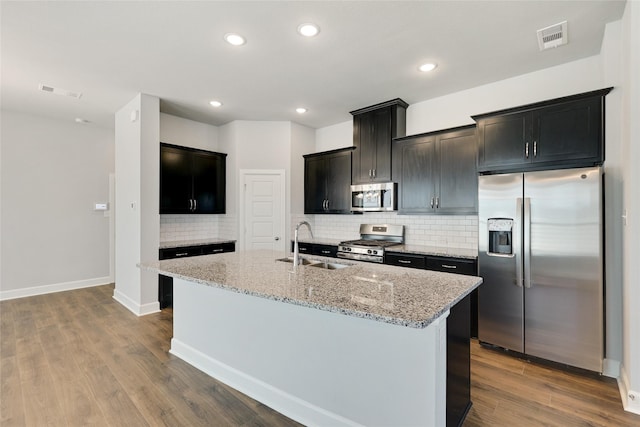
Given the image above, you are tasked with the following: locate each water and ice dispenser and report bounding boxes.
[488,218,513,255]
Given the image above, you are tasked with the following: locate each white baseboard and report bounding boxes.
[169,338,362,427]
[0,276,112,301]
[619,365,640,415]
[112,289,160,316]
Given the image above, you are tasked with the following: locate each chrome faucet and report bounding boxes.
[293,221,313,268]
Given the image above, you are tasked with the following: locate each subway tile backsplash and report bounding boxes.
[292,213,479,249]
[162,213,478,250]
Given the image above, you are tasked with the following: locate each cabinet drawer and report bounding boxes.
[384,252,427,269]
[290,241,313,254]
[312,244,338,258]
[426,256,477,276]
[201,242,235,255]
[159,246,202,260]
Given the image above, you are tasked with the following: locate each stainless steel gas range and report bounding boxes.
[337,224,404,263]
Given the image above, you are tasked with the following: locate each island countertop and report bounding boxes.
[140,250,482,329]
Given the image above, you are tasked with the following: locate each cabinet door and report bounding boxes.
[436,129,478,214]
[353,112,375,183]
[325,150,352,213]
[160,145,193,213]
[304,155,327,214]
[533,97,603,165]
[192,151,226,214]
[477,112,529,172]
[395,135,436,213]
[371,107,392,182]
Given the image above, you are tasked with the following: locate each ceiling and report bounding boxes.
[0,1,626,130]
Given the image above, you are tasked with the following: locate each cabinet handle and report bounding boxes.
[533,141,537,157]
[193,199,197,211]
[369,169,372,178]
[435,197,439,209]
[321,250,331,254]
[441,264,457,269]
[430,197,434,209]
[525,142,529,158]
[212,248,223,253]
[326,199,330,210]
[189,199,193,211]
[175,252,189,257]
[372,169,376,178]
[398,260,412,264]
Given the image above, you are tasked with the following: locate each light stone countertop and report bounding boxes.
[140,250,482,329]
[159,238,236,249]
[296,239,478,259]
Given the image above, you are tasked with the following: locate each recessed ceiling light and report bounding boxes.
[418,63,438,73]
[297,23,320,37]
[209,100,223,107]
[296,107,308,114]
[224,33,246,46]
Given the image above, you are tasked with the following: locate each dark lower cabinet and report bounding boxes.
[447,294,472,427]
[158,241,235,308]
[289,241,337,257]
[384,252,478,426]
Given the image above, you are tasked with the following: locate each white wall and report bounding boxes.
[113,94,160,315]
[0,111,114,299]
[620,0,640,414]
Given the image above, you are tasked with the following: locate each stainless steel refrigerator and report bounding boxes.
[478,166,603,372]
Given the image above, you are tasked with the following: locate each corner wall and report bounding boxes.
[113,94,160,315]
[0,111,114,299]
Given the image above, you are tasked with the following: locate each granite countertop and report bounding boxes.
[386,244,478,259]
[159,238,236,249]
[140,250,482,329]
[297,239,478,259]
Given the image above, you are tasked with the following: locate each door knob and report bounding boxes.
[274,236,280,241]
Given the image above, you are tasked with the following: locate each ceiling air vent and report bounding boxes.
[537,21,568,51]
[38,83,82,99]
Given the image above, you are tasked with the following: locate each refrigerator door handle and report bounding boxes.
[524,197,532,288]
[515,198,523,288]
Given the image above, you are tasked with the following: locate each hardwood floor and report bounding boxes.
[1,284,639,426]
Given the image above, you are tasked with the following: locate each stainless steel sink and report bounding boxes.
[308,262,350,270]
[276,257,350,270]
[276,257,317,266]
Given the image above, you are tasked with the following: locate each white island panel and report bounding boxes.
[171,277,448,427]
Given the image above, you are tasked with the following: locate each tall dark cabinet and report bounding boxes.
[160,143,226,214]
[304,147,353,214]
[350,99,408,184]
[393,125,477,214]
[473,88,612,173]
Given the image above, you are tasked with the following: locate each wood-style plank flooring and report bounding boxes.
[1,284,639,426]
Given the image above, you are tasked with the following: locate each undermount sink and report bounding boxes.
[308,262,350,270]
[276,257,317,266]
[276,257,350,270]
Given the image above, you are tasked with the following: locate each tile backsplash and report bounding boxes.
[162,212,478,250]
[291,213,479,249]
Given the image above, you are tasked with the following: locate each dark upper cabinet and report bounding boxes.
[304,147,353,214]
[351,99,408,184]
[160,143,226,214]
[473,88,612,173]
[393,125,477,215]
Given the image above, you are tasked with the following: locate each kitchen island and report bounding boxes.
[141,250,482,427]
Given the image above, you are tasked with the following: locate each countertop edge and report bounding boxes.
[140,257,482,329]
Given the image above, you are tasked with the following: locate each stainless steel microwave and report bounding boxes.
[350,182,397,212]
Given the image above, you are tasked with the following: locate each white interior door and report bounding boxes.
[241,170,285,252]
